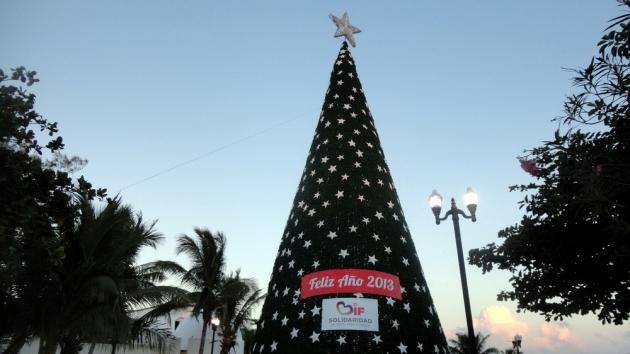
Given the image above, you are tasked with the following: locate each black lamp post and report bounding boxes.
[210,318,220,354]
[429,187,478,353]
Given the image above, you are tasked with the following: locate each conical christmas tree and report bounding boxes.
[252,41,449,353]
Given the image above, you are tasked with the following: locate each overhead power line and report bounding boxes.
[116,110,314,193]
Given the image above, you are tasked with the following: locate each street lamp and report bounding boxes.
[512,334,523,354]
[429,187,478,352]
[210,317,220,354]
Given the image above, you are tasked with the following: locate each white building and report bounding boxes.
[14,310,244,354]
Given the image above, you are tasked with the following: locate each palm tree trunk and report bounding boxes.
[198,318,208,354]
[218,337,228,354]
[38,337,59,354]
[1,332,28,354]
[219,330,235,354]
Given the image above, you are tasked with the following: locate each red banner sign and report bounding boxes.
[300,268,401,300]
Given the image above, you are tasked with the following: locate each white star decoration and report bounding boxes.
[329,12,361,47]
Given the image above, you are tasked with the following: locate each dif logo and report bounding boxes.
[336,301,365,316]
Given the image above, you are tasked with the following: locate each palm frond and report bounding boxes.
[175,235,203,264]
[31,196,173,349]
[232,290,265,330]
[214,274,265,354]
[181,267,205,289]
[125,286,190,310]
[127,317,176,354]
[135,261,187,284]
[176,228,229,324]
[448,332,500,354]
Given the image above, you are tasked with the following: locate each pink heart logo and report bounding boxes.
[336,301,353,315]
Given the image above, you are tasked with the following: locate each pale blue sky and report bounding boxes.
[2,1,629,352]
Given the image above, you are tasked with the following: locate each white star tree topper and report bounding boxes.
[329,12,361,47]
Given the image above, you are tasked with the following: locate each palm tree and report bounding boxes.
[107,260,190,354]
[33,197,177,354]
[448,332,500,354]
[81,259,190,354]
[214,272,265,354]
[176,228,226,354]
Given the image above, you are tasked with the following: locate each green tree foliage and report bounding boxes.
[448,332,500,354]
[1,67,187,354]
[34,198,182,354]
[0,67,106,353]
[82,260,190,354]
[176,228,226,354]
[469,3,630,325]
[176,230,266,354]
[215,272,264,354]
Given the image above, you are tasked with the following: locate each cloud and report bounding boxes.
[530,322,583,350]
[448,305,531,351]
[469,305,580,352]
[540,322,572,342]
[474,305,529,339]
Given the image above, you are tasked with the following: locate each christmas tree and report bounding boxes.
[252,23,449,353]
